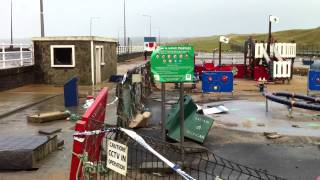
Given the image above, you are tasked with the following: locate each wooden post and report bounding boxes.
[20,43,23,66]
[2,43,5,69]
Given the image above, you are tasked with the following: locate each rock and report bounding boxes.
[222,122,238,127]
[142,111,151,119]
[264,132,282,139]
[292,124,300,128]
[57,139,64,148]
[129,113,148,129]
[257,123,265,127]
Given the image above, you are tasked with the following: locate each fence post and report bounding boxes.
[2,43,5,69]
[20,43,23,66]
[70,120,86,180]
[31,44,34,65]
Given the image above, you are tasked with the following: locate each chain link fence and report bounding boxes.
[95,130,285,180]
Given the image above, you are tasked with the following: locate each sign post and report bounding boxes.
[161,82,166,140]
[179,82,184,160]
[218,36,230,66]
[151,45,194,161]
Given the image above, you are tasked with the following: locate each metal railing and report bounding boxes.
[0,43,33,69]
[117,46,144,55]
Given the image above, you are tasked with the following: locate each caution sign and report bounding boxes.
[107,140,128,176]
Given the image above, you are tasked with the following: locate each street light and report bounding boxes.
[10,0,13,47]
[90,17,100,37]
[153,27,160,45]
[123,0,127,46]
[40,0,45,37]
[142,14,151,37]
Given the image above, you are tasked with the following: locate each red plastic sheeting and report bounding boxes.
[70,88,108,180]
[195,64,246,79]
[148,42,154,48]
[215,65,247,78]
[204,63,215,71]
[253,66,269,81]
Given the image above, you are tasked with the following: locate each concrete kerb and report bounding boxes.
[0,94,62,119]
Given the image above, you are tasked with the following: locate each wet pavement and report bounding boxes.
[206,100,320,137]
[0,58,144,180]
[0,56,319,180]
[207,128,320,180]
[144,79,320,180]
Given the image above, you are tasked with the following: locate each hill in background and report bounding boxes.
[173,27,320,52]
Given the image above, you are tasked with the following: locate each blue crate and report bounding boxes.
[308,70,320,91]
[202,71,233,93]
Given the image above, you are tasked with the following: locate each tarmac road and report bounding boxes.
[207,128,320,180]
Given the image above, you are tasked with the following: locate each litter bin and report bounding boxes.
[64,77,79,107]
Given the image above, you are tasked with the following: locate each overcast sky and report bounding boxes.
[0,0,319,40]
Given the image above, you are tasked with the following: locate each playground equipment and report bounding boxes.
[265,92,320,118]
[244,38,296,82]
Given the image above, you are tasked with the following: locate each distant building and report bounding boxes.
[144,37,157,52]
[32,36,117,85]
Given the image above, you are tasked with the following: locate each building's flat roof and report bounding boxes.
[32,36,117,43]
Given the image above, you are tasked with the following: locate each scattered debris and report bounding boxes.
[166,100,177,105]
[68,113,81,122]
[242,121,252,128]
[109,75,123,82]
[152,172,163,177]
[221,122,238,127]
[292,124,301,128]
[257,123,266,127]
[27,111,70,123]
[197,103,229,115]
[38,128,62,135]
[129,112,151,129]
[57,139,64,149]
[264,132,282,139]
[142,111,152,120]
[203,105,228,115]
[83,98,94,109]
[0,135,58,170]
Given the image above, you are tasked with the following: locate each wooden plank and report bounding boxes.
[27,111,70,123]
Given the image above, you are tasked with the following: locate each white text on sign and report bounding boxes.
[107,140,128,176]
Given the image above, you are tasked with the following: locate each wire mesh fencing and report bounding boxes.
[96,130,285,180]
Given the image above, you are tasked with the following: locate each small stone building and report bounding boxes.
[32,36,117,85]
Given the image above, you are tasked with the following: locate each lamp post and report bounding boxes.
[142,14,152,37]
[123,0,127,46]
[10,0,13,48]
[90,17,100,37]
[40,0,45,37]
[267,15,279,57]
[153,27,161,45]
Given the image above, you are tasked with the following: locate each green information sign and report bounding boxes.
[165,95,214,143]
[151,45,194,82]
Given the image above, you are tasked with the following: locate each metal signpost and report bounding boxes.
[151,45,194,160]
[218,36,229,66]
